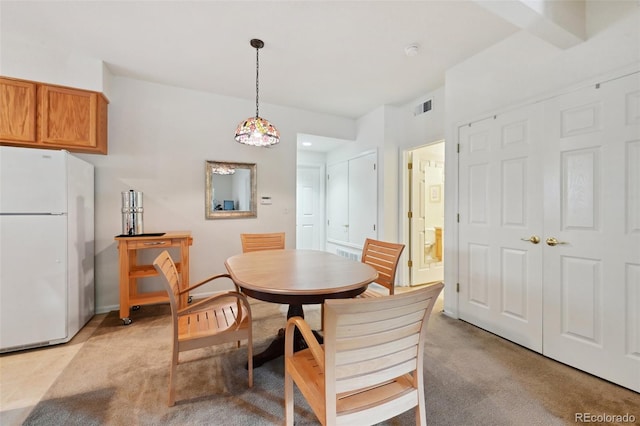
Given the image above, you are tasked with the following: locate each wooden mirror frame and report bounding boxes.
[205,160,257,219]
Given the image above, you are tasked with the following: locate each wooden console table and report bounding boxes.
[114,231,192,325]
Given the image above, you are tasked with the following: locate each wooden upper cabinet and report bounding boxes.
[0,76,108,155]
[0,78,37,143]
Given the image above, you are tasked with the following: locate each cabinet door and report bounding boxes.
[0,78,37,143]
[39,85,98,149]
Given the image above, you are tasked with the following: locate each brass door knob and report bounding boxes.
[520,236,540,244]
[546,237,568,246]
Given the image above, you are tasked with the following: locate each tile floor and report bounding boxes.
[0,313,107,425]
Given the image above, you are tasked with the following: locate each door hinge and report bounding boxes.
[457,213,460,223]
[408,260,413,268]
[374,163,377,170]
[457,143,460,153]
[456,283,460,293]
[408,162,413,170]
[408,211,413,219]
[373,224,376,231]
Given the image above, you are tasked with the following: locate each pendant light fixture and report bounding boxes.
[234,39,280,147]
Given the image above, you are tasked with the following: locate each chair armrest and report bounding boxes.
[178,273,233,295]
[285,317,324,371]
[178,291,251,322]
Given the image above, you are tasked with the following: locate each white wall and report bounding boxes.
[297,150,327,166]
[398,88,446,150]
[446,4,640,125]
[80,76,357,311]
[1,31,358,312]
[0,35,106,93]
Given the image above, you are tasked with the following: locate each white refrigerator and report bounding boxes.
[0,146,95,352]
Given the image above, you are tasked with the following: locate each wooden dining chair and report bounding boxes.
[359,238,405,297]
[319,238,404,330]
[240,232,285,253]
[153,250,253,406]
[284,282,444,426]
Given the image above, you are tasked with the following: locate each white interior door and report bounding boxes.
[458,104,544,352]
[409,144,445,285]
[542,72,640,392]
[296,165,322,250]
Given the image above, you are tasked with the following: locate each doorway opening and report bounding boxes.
[403,140,445,287]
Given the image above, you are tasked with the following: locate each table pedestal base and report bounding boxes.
[251,304,323,368]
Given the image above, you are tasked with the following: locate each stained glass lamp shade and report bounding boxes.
[234,116,280,147]
[234,39,280,147]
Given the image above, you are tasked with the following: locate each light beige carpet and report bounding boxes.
[24,298,639,425]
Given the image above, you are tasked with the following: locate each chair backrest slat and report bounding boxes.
[324,283,443,396]
[336,332,420,366]
[335,324,421,357]
[154,251,181,307]
[240,232,285,253]
[361,238,405,294]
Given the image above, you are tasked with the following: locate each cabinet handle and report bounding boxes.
[520,236,540,244]
[545,237,568,247]
[144,241,166,246]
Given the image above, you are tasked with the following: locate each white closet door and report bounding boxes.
[458,104,544,352]
[327,161,349,243]
[348,152,377,246]
[542,72,640,392]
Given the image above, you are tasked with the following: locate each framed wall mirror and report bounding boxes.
[205,160,257,219]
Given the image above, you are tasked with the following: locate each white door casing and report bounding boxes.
[458,104,545,352]
[542,73,640,392]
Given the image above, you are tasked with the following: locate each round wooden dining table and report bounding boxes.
[225,249,378,366]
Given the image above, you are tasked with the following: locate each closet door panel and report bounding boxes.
[542,72,640,393]
[458,105,544,352]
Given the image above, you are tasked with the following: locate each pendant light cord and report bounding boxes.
[255,46,260,119]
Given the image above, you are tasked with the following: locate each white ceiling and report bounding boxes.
[1,1,520,121]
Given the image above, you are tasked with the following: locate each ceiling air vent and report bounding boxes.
[414,99,432,116]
